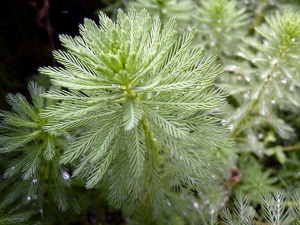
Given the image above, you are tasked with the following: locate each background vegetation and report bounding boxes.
[1,0,300,224]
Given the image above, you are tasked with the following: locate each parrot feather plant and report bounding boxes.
[1,2,300,224]
[0,82,80,224]
[37,7,232,221]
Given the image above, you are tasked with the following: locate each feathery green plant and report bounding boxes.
[2,1,300,224]
[0,82,80,222]
[195,0,248,57]
[229,9,300,139]
[39,7,232,217]
[220,191,300,225]
[129,0,195,31]
[0,201,35,225]
[190,0,300,220]
[197,191,300,225]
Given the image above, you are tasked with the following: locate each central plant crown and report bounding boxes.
[40,8,232,208]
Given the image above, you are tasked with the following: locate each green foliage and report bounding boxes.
[1,1,300,224]
[234,154,277,203]
[221,192,255,225]
[220,192,300,225]
[39,7,232,219]
[0,201,35,225]
[129,0,195,31]
[195,0,248,56]
[0,82,80,222]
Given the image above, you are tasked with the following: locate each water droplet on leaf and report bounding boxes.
[62,171,70,180]
[112,84,120,89]
[237,52,245,58]
[193,202,199,208]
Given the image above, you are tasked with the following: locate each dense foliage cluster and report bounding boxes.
[1,0,300,224]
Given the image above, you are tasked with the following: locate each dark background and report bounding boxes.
[0,0,116,109]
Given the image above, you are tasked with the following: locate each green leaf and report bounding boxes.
[275,146,286,164]
[122,98,143,131]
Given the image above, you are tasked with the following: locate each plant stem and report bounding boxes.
[283,144,300,152]
[231,22,293,139]
[231,71,273,138]
[158,0,165,25]
[141,116,159,157]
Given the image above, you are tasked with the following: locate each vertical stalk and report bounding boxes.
[231,65,278,138]
[231,76,269,138]
[141,117,159,163]
[230,30,293,138]
[157,0,165,25]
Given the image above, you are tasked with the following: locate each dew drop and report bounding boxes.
[193,202,199,208]
[40,209,43,214]
[228,65,237,72]
[271,100,276,104]
[62,171,70,180]
[271,58,278,66]
[33,179,37,183]
[237,52,245,58]
[33,195,38,200]
[112,84,120,89]
[237,76,242,81]
[281,79,287,84]
[263,40,269,46]
[292,38,296,42]
[210,209,215,215]
[229,125,233,130]
[258,133,264,139]
[27,196,31,201]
